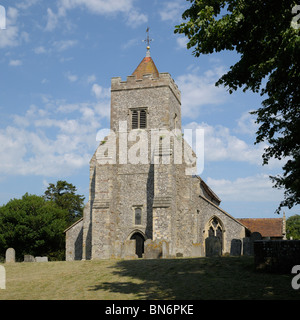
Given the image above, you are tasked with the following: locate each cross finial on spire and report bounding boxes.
[143,27,153,57]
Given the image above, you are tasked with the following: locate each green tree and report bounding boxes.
[44,180,85,225]
[286,214,300,239]
[0,193,67,261]
[175,0,300,213]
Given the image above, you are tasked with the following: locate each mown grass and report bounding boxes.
[0,256,299,300]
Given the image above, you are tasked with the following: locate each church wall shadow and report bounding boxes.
[88,257,299,300]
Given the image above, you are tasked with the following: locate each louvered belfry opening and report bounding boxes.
[131,109,147,129]
[132,110,139,129]
[139,110,147,129]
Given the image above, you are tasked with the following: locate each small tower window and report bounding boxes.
[139,110,147,129]
[135,207,142,225]
[132,110,139,129]
[131,109,147,129]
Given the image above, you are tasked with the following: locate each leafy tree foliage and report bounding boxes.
[44,180,85,225]
[286,214,300,239]
[0,193,67,261]
[175,0,300,213]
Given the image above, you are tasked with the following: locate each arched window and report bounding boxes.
[207,217,223,243]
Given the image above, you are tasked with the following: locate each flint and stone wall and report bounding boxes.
[65,72,247,260]
[65,218,83,261]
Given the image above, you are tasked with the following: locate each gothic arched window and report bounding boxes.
[208,217,223,243]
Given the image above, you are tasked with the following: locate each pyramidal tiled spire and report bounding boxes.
[132,28,159,80]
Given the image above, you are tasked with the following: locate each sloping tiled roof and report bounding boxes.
[237,218,283,237]
[132,56,159,79]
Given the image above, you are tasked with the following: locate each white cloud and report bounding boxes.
[46,0,147,31]
[176,66,228,118]
[235,111,258,136]
[126,9,148,28]
[94,101,110,118]
[183,119,289,177]
[16,0,39,10]
[56,103,79,113]
[9,59,22,66]
[34,46,47,54]
[65,72,78,82]
[176,36,188,49]
[59,0,136,15]
[184,121,267,165]
[86,74,97,84]
[34,41,77,56]
[53,39,78,52]
[159,1,185,22]
[45,7,64,31]
[207,174,284,202]
[0,7,19,48]
[122,38,139,50]
[0,86,111,177]
[91,84,110,100]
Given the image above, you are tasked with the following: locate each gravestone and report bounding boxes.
[35,256,48,262]
[243,238,251,255]
[24,255,35,262]
[144,239,163,259]
[5,248,15,263]
[0,265,5,290]
[251,232,262,241]
[250,232,262,256]
[230,239,242,256]
[243,232,262,256]
[122,240,137,259]
[205,236,221,257]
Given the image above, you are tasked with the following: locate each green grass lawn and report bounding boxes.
[0,256,299,300]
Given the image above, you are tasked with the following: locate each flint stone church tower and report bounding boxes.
[65,46,248,260]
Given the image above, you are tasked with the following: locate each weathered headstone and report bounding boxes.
[0,265,5,290]
[5,248,15,263]
[243,238,251,255]
[250,232,262,256]
[251,232,262,241]
[122,240,137,260]
[205,236,221,257]
[35,256,48,262]
[243,232,262,256]
[230,239,242,256]
[144,239,163,259]
[24,255,35,262]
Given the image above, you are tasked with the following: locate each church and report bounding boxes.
[65,44,250,260]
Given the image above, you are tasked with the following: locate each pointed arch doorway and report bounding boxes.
[130,232,145,258]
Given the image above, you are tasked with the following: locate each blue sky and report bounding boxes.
[0,0,298,219]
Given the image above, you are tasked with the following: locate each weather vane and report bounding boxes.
[143,27,153,56]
